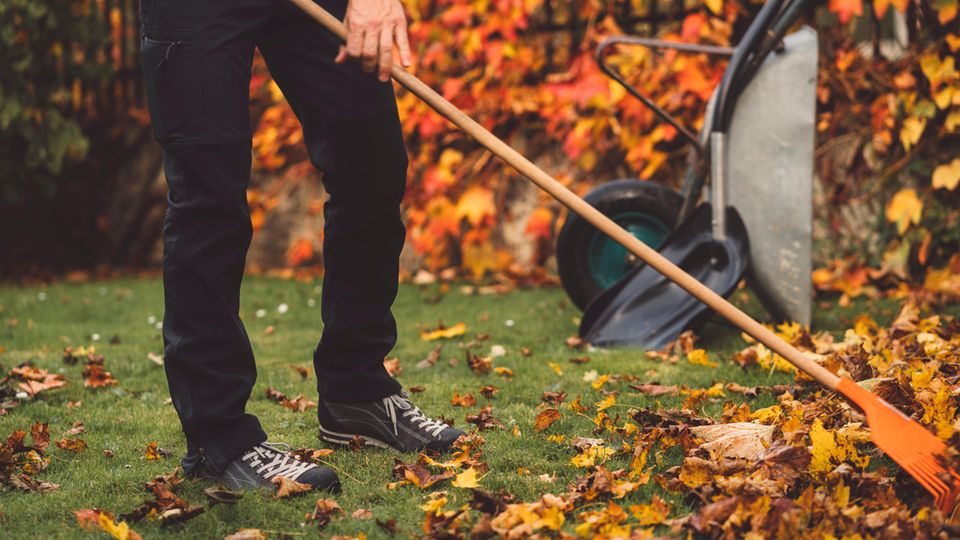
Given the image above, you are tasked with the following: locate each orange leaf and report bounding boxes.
[829,0,863,23]
[534,408,561,431]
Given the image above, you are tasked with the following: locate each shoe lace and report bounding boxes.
[240,442,315,482]
[382,393,448,438]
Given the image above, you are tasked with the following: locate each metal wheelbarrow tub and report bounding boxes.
[568,0,816,348]
[579,203,748,349]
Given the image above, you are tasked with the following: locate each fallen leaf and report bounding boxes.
[689,422,776,460]
[534,408,561,431]
[451,392,477,407]
[306,498,343,528]
[224,529,268,540]
[687,349,718,368]
[885,188,923,235]
[383,357,402,377]
[420,322,467,341]
[55,438,87,453]
[273,476,313,498]
[452,467,482,488]
[204,484,243,507]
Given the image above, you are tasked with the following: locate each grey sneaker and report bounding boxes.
[318,392,465,453]
[202,442,340,492]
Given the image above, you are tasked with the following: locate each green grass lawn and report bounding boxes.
[0,276,912,539]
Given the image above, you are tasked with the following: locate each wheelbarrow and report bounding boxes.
[556,1,818,349]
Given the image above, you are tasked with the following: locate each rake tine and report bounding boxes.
[906,465,941,496]
[906,454,948,492]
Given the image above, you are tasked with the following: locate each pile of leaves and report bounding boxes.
[406,297,960,538]
[0,422,58,493]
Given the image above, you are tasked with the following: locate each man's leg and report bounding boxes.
[258,0,404,403]
[257,0,465,453]
[139,0,272,474]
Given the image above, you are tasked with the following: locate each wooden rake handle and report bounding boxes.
[289,0,841,391]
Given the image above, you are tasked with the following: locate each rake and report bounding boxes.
[288,0,960,512]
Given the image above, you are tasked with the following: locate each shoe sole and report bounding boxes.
[318,424,399,451]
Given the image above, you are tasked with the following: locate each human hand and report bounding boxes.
[334,0,412,82]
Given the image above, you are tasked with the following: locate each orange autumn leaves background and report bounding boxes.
[246,0,958,296]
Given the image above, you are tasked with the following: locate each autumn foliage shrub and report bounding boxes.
[249,0,958,291]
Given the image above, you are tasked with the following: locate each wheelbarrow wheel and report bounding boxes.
[557,179,684,310]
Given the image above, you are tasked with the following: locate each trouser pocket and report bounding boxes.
[140,36,205,145]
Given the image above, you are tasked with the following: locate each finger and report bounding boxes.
[379,25,393,81]
[394,23,412,67]
[335,45,346,64]
[346,24,364,59]
[361,27,378,73]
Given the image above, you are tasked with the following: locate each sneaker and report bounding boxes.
[200,442,340,492]
[318,391,465,453]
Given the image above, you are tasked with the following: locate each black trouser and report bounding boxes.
[140,0,404,474]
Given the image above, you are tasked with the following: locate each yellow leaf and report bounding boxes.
[705,0,723,14]
[570,445,615,467]
[809,418,870,473]
[630,495,671,526]
[98,513,141,540]
[455,186,496,227]
[932,159,960,191]
[947,33,960,52]
[687,349,718,368]
[946,110,960,132]
[590,373,611,389]
[451,467,482,488]
[595,394,616,411]
[932,0,958,23]
[885,188,923,235]
[420,322,467,341]
[494,366,514,377]
[900,116,926,151]
[547,362,563,376]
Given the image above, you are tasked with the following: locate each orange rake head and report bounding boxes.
[837,377,960,512]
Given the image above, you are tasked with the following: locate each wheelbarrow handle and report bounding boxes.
[287,0,842,391]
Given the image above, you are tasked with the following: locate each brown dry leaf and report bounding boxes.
[83,362,118,388]
[204,484,244,507]
[265,386,286,403]
[393,457,455,488]
[383,357,402,377]
[416,345,443,369]
[64,421,85,437]
[288,364,309,379]
[31,422,50,451]
[479,385,499,398]
[351,508,374,519]
[466,406,503,431]
[629,382,679,396]
[281,394,316,412]
[541,390,566,405]
[55,438,87,453]
[224,529,268,540]
[10,474,59,493]
[533,408,561,432]
[565,335,584,349]
[451,392,476,407]
[689,422,775,460]
[273,476,313,499]
[467,350,492,374]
